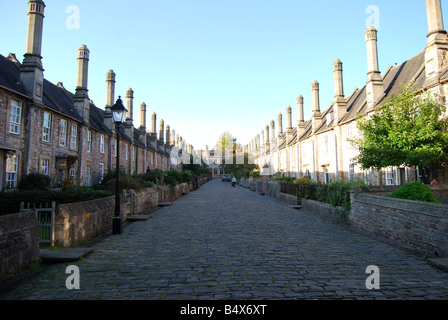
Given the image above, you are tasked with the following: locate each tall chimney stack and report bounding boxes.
[105,70,116,112]
[365,26,384,111]
[311,81,322,132]
[297,95,306,138]
[286,105,293,143]
[125,88,134,123]
[159,119,164,144]
[73,45,90,121]
[20,0,46,103]
[75,45,89,98]
[151,112,157,137]
[333,59,347,122]
[424,0,448,85]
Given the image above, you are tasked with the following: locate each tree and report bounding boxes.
[216,131,239,152]
[351,82,448,183]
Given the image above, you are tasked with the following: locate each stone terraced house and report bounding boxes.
[0,0,182,191]
[248,0,448,186]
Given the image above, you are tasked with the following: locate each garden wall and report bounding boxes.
[0,211,40,283]
[350,193,448,257]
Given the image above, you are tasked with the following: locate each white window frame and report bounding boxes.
[99,163,104,182]
[348,163,355,181]
[85,165,91,186]
[6,154,19,188]
[70,124,78,149]
[9,99,22,134]
[87,130,92,153]
[60,119,67,146]
[100,135,105,154]
[42,112,51,142]
[125,144,128,160]
[40,159,50,175]
[386,167,395,186]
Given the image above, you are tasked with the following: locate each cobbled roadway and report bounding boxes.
[1,179,448,300]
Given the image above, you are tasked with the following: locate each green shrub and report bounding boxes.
[273,176,294,183]
[390,182,440,203]
[293,177,313,185]
[18,173,51,191]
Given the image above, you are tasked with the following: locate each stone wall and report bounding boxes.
[0,211,40,283]
[55,195,125,247]
[350,193,448,257]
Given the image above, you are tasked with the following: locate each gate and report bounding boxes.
[21,201,56,247]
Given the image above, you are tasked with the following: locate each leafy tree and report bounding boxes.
[351,82,448,183]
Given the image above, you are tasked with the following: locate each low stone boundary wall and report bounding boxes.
[0,211,40,283]
[350,193,448,257]
[240,178,298,205]
[1,178,209,278]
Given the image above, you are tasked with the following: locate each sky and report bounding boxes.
[0,0,444,151]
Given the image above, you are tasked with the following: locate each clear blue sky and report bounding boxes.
[1,0,444,150]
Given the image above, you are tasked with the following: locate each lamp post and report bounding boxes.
[111,96,127,235]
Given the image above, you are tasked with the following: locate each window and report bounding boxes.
[85,165,91,186]
[114,139,117,157]
[70,124,78,149]
[87,130,92,153]
[9,99,22,134]
[349,163,355,181]
[6,154,19,189]
[125,144,128,160]
[60,120,67,146]
[364,169,372,185]
[69,164,76,180]
[386,167,395,186]
[100,135,105,153]
[40,159,50,175]
[42,112,51,142]
[99,163,104,182]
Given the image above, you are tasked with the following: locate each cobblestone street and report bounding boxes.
[1,179,448,301]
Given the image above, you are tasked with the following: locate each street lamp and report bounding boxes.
[110,96,127,235]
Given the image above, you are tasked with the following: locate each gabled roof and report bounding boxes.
[0,54,30,98]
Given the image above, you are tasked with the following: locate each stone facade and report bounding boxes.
[0,1,193,191]
[247,0,448,186]
[0,211,40,282]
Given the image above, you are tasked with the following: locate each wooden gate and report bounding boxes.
[20,202,56,247]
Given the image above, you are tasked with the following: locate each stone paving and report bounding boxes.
[1,179,448,300]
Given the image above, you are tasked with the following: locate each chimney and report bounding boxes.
[73,45,90,122]
[424,0,448,85]
[365,26,384,111]
[165,125,170,146]
[297,95,306,137]
[270,120,275,143]
[159,119,164,144]
[75,45,89,98]
[151,112,157,136]
[265,124,270,150]
[139,102,147,143]
[286,105,293,143]
[140,103,146,130]
[278,113,283,135]
[311,81,322,132]
[125,88,134,123]
[105,70,116,112]
[20,0,46,103]
[170,129,176,147]
[333,59,347,122]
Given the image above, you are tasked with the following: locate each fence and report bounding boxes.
[277,181,302,205]
[20,201,56,247]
